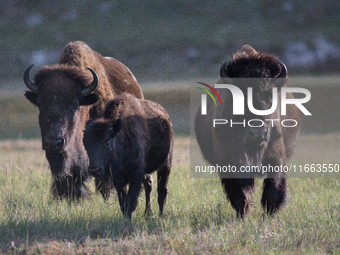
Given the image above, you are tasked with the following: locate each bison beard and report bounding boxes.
[46,151,91,200]
[195,45,300,218]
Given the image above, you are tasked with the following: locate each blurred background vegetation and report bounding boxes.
[1,0,340,81]
[0,0,340,139]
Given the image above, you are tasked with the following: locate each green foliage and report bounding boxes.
[1,1,340,81]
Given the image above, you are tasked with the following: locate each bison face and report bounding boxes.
[242,81,276,147]
[219,47,287,148]
[37,94,83,153]
[24,65,100,154]
[83,118,122,178]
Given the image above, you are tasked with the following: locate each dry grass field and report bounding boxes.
[0,79,339,254]
[0,135,340,254]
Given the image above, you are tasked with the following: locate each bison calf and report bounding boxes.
[83,93,173,220]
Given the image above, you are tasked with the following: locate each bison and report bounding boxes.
[23,41,144,200]
[194,45,301,218]
[83,93,173,220]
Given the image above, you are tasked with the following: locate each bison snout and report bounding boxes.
[89,167,104,177]
[245,126,268,145]
[42,137,66,153]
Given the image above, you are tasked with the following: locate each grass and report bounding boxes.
[0,93,40,140]
[0,84,190,139]
[0,136,340,254]
[0,79,339,253]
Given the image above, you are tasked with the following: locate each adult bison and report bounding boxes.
[83,93,173,220]
[195,45,301,218]
[23,41,143,200]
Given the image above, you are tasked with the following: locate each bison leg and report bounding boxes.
[124,172,144,220]
[113,178,128,215]
[157,156,171,216]
[261,177,288,215]
[143,174,153,215]
[95,178,112,200]
[221,178,254,218]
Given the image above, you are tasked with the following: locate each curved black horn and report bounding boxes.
[220,62,233,83]
[81,68,99,97]
[220,62,228,79]
[275,60,287,85]
[23,64,37,94]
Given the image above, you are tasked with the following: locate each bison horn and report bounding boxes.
[220,62,233,83]
[23,64,38,94]
[275,60,287,85]
[81,68,99,97]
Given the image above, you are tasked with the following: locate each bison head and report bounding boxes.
[24,64,100,155]
[216,45,287,165]
[83,118,122,178]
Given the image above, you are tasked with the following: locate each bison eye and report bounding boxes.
[105,140,111,147]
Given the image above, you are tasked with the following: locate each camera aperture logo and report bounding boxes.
[197,82,312,128]
[196,82,222,115]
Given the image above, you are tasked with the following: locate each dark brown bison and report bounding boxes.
[83,93,173,220]
[23,41,144,200]
[195,45,301,218]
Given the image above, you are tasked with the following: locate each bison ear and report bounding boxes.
[79,94,100,106]
[110,118,122,138]
[24,91,38,106]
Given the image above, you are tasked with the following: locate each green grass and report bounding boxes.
[0,137,340,254]
[0,85,190,139]
[0,92,40,140]
[0,79,339,253]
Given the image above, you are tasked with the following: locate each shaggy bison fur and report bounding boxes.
[195,45,301,218]
[23,41,143,200]
[83,93,173,220]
